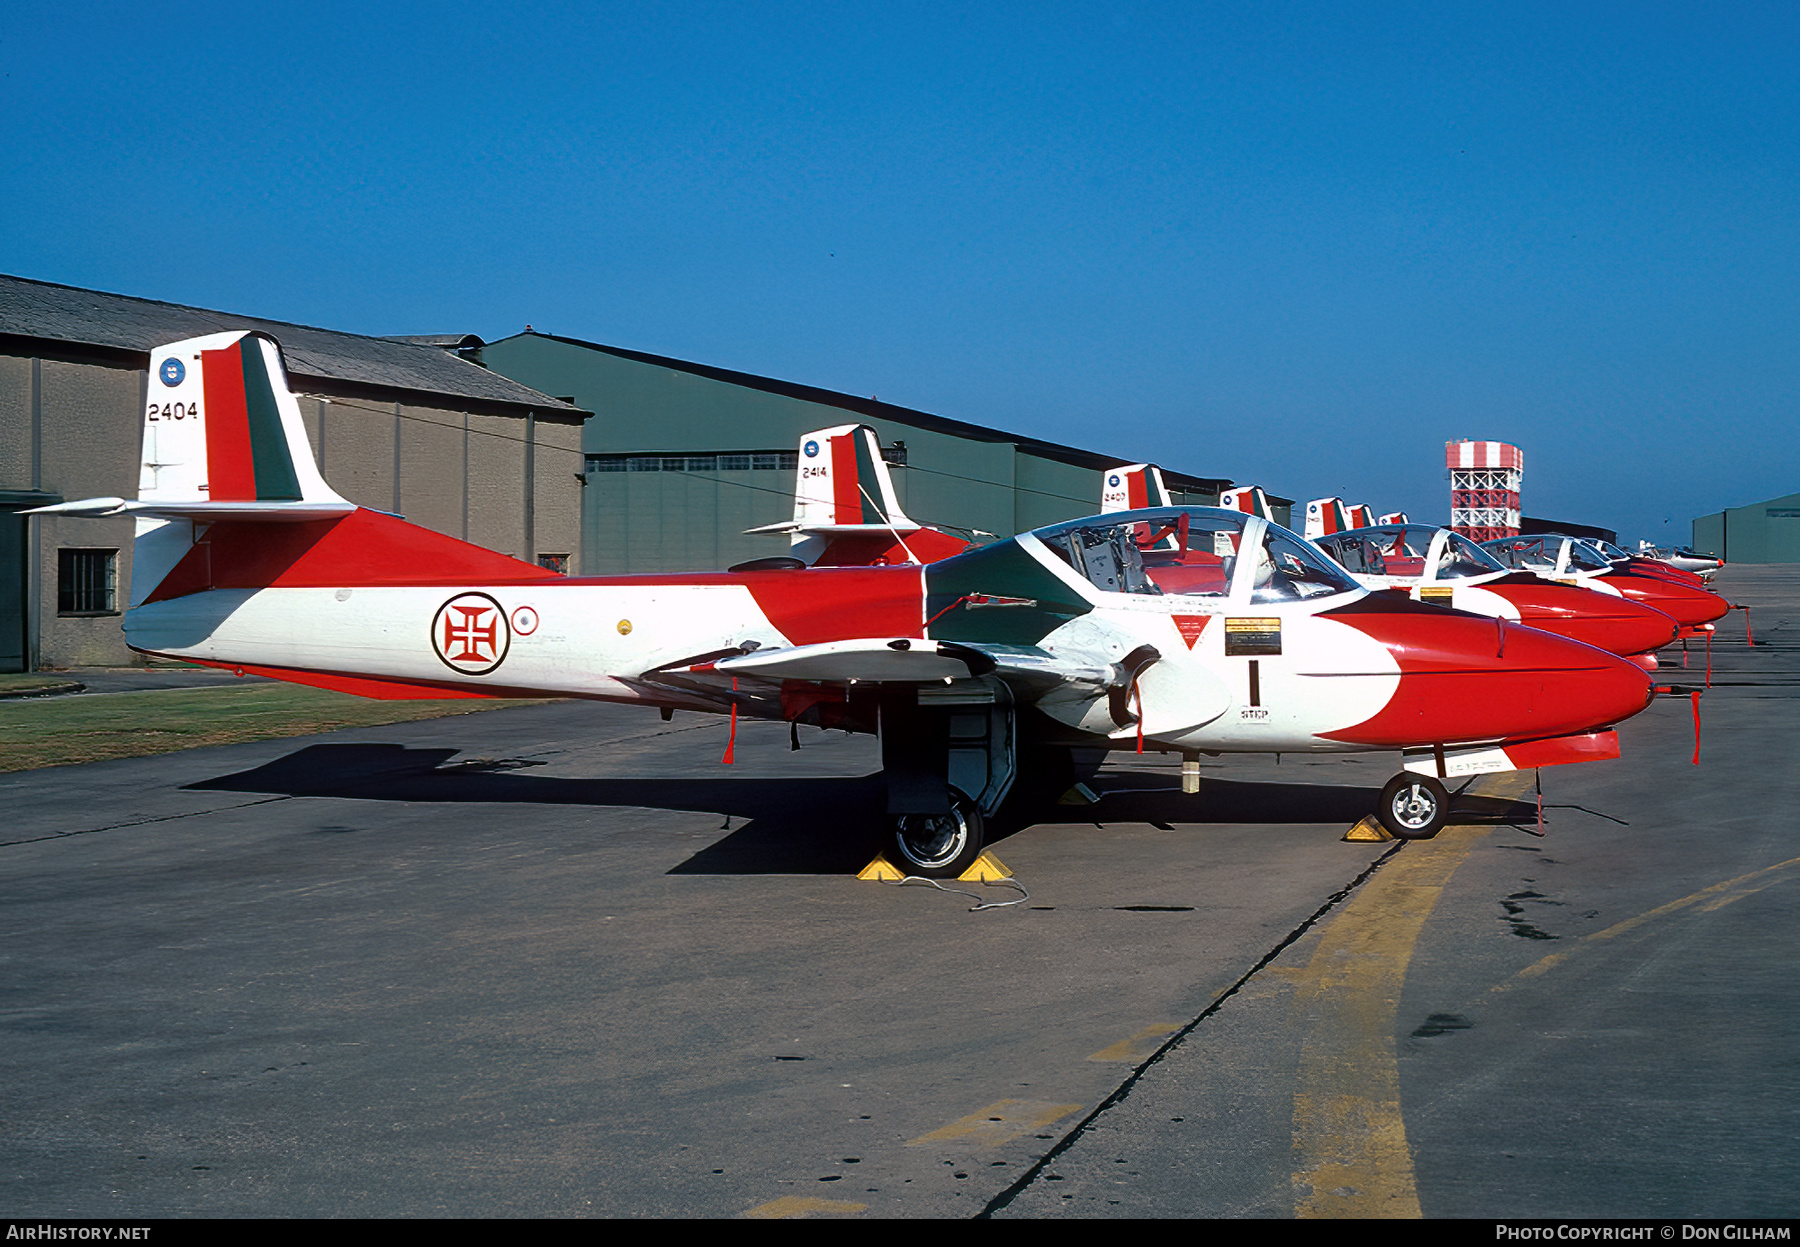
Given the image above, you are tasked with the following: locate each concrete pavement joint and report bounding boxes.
[0,793,298,850]
[976,839,1407,1219]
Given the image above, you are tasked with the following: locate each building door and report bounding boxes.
[0,493,60,673]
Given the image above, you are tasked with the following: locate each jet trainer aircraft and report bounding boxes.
[1313,523,1679,666]
[35,332,1656,873]
[1481,534,1729,639]
[1638,543,1724,581]
[1582,538,1714,590]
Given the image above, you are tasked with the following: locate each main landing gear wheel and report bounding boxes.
[887,791,985,879]
[1377,773,1449,840]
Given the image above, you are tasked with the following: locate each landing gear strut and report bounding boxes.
[1377,773,1449,840]
[879,683,1015,878]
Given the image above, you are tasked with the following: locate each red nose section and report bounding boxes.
[1600,572,1730,630]
[1483,575,1679,656]
[1620,557,1708,589]
[1319,599,1654,748]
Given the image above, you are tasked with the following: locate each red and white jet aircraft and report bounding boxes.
[1637,542,1724,582]
[1583,538,1715,590]
[1481,534,1729,639]
[1313,523,1679,667]
[35,332,1657,871]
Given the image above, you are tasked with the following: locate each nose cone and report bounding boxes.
[1485,575,1679,656]
[1320,598,1654,748]
[1602,572,1730,630]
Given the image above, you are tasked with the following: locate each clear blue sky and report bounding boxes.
[7,1,1797,545]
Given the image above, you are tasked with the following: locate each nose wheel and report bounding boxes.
[887,790,985,878]
[1378,773,1449,840]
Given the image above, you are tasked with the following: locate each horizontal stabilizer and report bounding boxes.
[745,520,924,537]
[27,498,356,522]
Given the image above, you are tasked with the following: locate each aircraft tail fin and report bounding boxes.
[1378,510,1409,525]
[1304,497,1351,540]
[745,424,965,564]
[1345,503,1376,528]
[1100,464,1172,512]
[745,423,913,531]
[1219,484,1270,519]
[31,331,549,607]
[34,331,354,524]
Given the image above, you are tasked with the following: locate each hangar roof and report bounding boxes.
[490,330,1243,496]
[0,274,585,419]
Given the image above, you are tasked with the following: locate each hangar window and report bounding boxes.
[587,452,801,473]
[58,548,118,615]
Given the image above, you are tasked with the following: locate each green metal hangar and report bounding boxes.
[1693,491,1800,563]
[480,331,1259,576]
[0,274,587,673]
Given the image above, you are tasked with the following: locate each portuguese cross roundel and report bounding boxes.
[431,592,511,675]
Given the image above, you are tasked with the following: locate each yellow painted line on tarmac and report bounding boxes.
[1289,824,1488,1219]
[741,1195,868,1219]
[905,1098,1083,1148]
[1087,1023,1180,1062]
[1497,853,1800,992]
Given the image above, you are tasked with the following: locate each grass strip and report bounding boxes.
[0,683,552,773]
[0,673,85,698]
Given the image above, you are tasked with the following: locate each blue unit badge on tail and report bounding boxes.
[160,357,185,386]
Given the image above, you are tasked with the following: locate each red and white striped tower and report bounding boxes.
[1446,440,1523,541]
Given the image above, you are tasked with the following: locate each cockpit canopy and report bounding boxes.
[1032,507,1360,603]
[1481,534,1611,575]
[1314,524,1506,582]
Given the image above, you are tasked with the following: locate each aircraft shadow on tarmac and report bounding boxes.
[186,744,1539,874]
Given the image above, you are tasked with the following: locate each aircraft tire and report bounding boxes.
[1377,773,1449,840]
[886,791,985,878]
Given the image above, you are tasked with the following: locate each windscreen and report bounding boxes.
[1435,531,1507,580]
[1250,528,1362,603]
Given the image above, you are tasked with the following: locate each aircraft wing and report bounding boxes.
[648,636,1183,738]
[681,637,1115,690]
